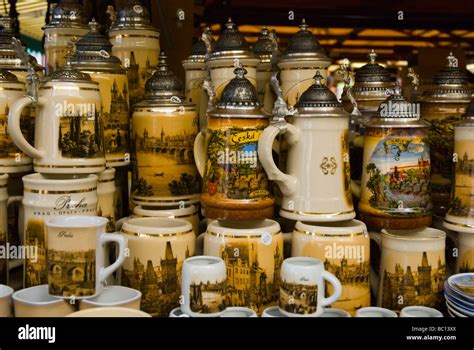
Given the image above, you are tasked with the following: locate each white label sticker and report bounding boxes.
[133,5,143,14]
[261,232,272,246]
[99,50,110,59]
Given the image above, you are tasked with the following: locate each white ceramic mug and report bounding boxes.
[279,257,342,317]
[355,307,398,317]
[12,284,75,317]
[319,308,351,317]
[46,216,127,299]
[67,306,151,318]
[181,256,227,317]
[261,306,287,318]
[0,284,13,317]
[79,285,141,310]
[400,305,443,317]
[220,307,258,317]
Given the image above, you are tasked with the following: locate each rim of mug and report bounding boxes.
[219,307,258,317]
[121,217,193,235]
[262,306,287,317]
[98,167,115,181]
[22,173,98,185]
[133,205,197,218]
[184,255,224,267]
[12,285,66,306]
[296,219,367,235]
[46,215,108,228]
[80,286,142,307]
[400,305,444,317]
[0,284,13,298]
[320,308,352,317]
[207,219,281,236]
[381,228,446,240]
[66,307,151,317]
[356,307,398,317]
[169,307,189,317]
[283,256,322,268]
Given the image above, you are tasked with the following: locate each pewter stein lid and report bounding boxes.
[279,19,330,64]
[296,72,348,118]
[72,19,123,71]
[46,51,94,83]
[0,17,26,70]
[43,0,87,29]
[421,52,472,103]
[210,67,266,119]
[356,50,391,83]
[182,38,208,64]
[208,18,254,60]
[110,0,157,31]
[253,27,277,62]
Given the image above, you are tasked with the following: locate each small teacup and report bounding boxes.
[0,284,13,317]
[13,285,75,317]
[261,306,287,318]
[220,307,258,318]
[79,286,141,310]
[319,308,351,317]
[356,307,398,317]
[400,306,443,318]
[181,256,227,317]
[67,307,151,317]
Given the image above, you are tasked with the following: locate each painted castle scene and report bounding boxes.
[58,108,104,159]
[381,251,446,311]
[121,241,192,317]
[449,143,474,217]
[279,280,318,315]
[24,219,47,287]
[189,279,227,314]
[365,134,431,213]
[219,240,283,313]
[126,51,155,106]
[132,115,200,198]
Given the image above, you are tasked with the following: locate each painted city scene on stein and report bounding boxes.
[189,278,227,314]
[126,51,155,106]
[279,280,318,315]
[448,140,474,218]
[25,219,47,287]
[381,251,446,311]
[364,130,431,215]
[132,114,200,198]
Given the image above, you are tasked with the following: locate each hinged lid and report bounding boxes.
[43,0,87,30]
[207,18,255,60]
[109,0,158,31]
[356,50,391,83]
[46,51,94,83]
[144,52,183,99]
[182,28,211,64]
[253,26,278,62]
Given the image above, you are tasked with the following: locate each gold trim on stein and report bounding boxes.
[132,197,200,204]
[121,228,193,237]
[34,163,105,169]
[294,229,366,237]
[24,187,97,194]
[110,34,160,40]
[207,230,282,239]
[280,208,355,216]
[443,220,474,229]
[280,66,326,71]
[40,86,100,92]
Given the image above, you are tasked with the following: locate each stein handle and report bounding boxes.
[193,130,206,177]
[369,231,382,296]
[114,216,130,232]
[99,233,127,284]
[258,123,299,196]
[321,270,342,307]
[8,96,44,159]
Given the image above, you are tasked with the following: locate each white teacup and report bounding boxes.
[79,286,141,310]
[220,307,258,318]
[181,256,227,317]
[356,307,398,317]
[400,306,443,317]
[0,284,13,317]
[13,285,75,317]
[261,306,287,318]
[319,308,352,317]
[67,307,151,317]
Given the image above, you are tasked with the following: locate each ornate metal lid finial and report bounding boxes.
[299,18,309,31]
[234,66,247,79]
[313,71,323,85]
[225,18,235,30]
[157,51,168,71]
[88,18,99,33]
[368,49,377,64]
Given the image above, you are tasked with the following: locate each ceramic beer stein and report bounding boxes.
[259,73,355,222]
[108,0,160,106]
[449,231,474,273]
[42,0,88,75]
[203,219,283,314]
[73,19,130,168]
[355,85,432,230]
[22,173,98,287]
[205,18,259,99]
[371,227,446,312]
[194,67,274,220]
[444,101,474,234]
[119,217,195,317]
[181,256,227,317]
[253,27,279,114]
[277,19,331,107]
[8,54,106,175]
[291,220,370,315]
[131,52,200,207]
[46,216,127,299]
[419,53,472,216]
[97,168,116,233]
[0,70,32,174]
[279,257,342,317]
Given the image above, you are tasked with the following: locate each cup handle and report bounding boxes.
[114,216,130,232]
[8,96,44,159]
[193,130,206,177]
[321,270,342,307]
[258,123,299,196]
[99,233,127,284]
[369,231,382,296]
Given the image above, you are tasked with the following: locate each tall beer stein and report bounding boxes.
[444,101,474,233]
[22,173,98,287]
[73,19,130,168]
[259,73,354,222]
[356,86,432,230]
[131,52,200,207]
[8,54,106,175]
[0,70,32,174]
[42,0,88,75]
[277,19,331,107]
[205,18,259,99]
[194,67,273,220]
[108,0,160,106]
[419,53,472,215]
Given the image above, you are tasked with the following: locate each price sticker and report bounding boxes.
[261,232,272,246]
